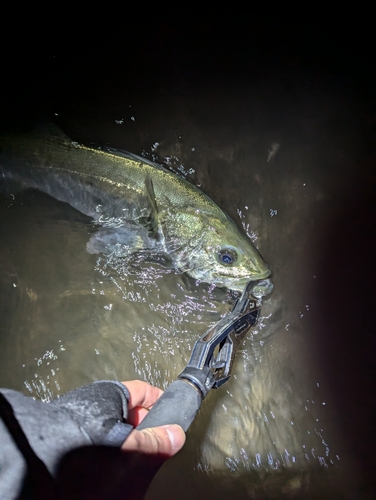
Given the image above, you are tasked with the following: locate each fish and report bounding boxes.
[0,125,270,291]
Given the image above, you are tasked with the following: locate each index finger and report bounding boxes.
[122,380,163,410]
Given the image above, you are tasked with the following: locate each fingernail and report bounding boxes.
[162,424,186,451]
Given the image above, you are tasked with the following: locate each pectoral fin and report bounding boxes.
[86,227,149,256]
[143,174,165,245]
[86,175,165,257]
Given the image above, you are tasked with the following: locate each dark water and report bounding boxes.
[1,22,375,499]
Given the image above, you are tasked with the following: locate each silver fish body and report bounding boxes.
[0,126,270,291]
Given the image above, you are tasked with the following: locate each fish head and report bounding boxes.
[169,211,271,291]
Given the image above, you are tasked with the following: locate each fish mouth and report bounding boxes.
[250,267,271,281]
[225,268,272,292]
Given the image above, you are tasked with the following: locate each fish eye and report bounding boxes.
[217,247,238,266]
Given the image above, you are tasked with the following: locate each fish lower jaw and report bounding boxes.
[250,268,272,281]
[187,270,271,292]
[215,270,272,292]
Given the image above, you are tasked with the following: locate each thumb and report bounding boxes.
[121,424,186,457]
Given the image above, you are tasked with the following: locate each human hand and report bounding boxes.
[56,380,186,500]
[118,380,186,499]
[121,380,186,457]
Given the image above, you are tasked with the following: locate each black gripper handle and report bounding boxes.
[136,379,202,432]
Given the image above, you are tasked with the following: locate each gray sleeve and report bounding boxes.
[0,381,133,500]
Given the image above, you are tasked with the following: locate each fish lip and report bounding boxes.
[240,267,271,283]
[251,268,271,280]
[225,268,272,291]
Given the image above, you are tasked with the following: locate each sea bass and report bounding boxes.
[0,126,270,291]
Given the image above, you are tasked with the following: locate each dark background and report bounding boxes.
[1,17,375,499]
